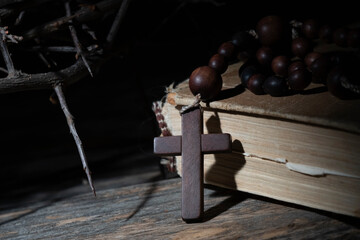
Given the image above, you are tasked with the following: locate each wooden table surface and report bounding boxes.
[1,176,359,240]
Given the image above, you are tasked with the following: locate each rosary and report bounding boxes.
[153,15,360,223]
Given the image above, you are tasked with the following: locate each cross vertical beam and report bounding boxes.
[181,107,203,222]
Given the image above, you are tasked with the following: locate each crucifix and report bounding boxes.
[154,106,232,222]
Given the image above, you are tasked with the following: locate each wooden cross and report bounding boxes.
[154,106,232,222]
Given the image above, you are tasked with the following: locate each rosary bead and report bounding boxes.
[239,63,259,88]
[256,47,274,67]
[327,66,353,99]
[288,60,307,74]
[189,66,222,101]
[248,73,266,95]
[288,69,312,91]
[209,53,228,74]
[347,28,360,48]
[218,41,236,60]
[302,18,319,39]
[263,75,288,97]
[231,31,254,49]
[333,27,348,47]
[309,55,331,83]
[256,15,289,47]
[291,37,312,58]
[271,55,290,77]
[231,31,258,60]
[319,24,333,43]
[304,52,322,68]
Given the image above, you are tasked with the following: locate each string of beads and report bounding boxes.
[189,15,360,100]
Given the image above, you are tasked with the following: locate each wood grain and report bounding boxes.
[181,107,203,222]
[0,178,359,239]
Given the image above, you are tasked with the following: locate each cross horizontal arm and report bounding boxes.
[154,136,181,155]
[201,133,232,153]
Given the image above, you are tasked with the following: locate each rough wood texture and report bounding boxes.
[0,178,359,239]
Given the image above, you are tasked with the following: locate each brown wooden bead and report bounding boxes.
[291,37,312,58]
[256,47,273,67]
[319,24,333,43]
[304,52,322,68]
[347,28,360,48]
[302,19,319,39]
[248,73,266,95]
[208,53,228,74]
[218,41,236,59]
[189,66,222,101]
[288,69,311,91]
[256,15,288,46]
[333,27,348,47]
[271,55,290,77]
[309,55,331,83]
[288,60,306,74]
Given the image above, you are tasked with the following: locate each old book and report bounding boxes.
[159,61,360,218]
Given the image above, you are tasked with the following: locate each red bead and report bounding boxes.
[288,60,306,74]
[208,53,228,74]
[326,66,354,99]
[319,24,333,43]
[189,66,222,101]
[256,15,289,46]
[218,41,236,59]
[256,47,273,66]
[347,28,360,48]
[302,19,319,39]
[304,52,322,68]
[288,69,312,91]
[271,55,290,77]
[309,55,331,83]
[248,73,266,95]
[333,27,348,47]
[291,37,312,58]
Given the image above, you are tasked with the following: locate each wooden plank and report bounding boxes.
[0,178,359,239]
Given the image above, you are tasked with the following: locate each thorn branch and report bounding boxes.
[54,84,96,196]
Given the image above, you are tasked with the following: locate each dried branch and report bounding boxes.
[21,0,122,41]
[21,14,80,41]
[65,1,93,77]
[0,0,130,196]
[106,0,131,49]
[0,58,90,94]
[28,46,77,53]
[0,67,8,74]
[0,28,17,77]
[37,52,52,68]
[0,0,55,20]
[14,10,25,26]
[54,84,96,196]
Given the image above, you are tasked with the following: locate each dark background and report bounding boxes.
[0,0,358,203]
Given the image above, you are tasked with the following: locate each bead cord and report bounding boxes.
[179,93,201,115]
[341,78,360,94]
[152,101,177,172]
